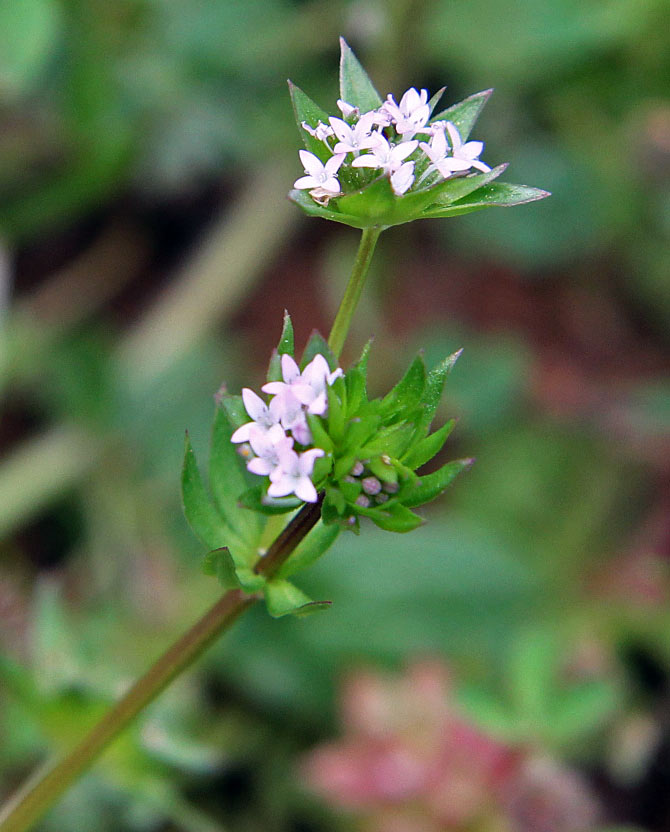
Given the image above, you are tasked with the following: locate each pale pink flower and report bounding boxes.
[267,446,325,503]
[294,150,345,194]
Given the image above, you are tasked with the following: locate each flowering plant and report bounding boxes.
[182,312,470,617]
[289,38,548,230]
[0,39,549,832]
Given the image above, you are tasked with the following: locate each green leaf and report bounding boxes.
[345,366,366,416]
[335,176,396,226]
[202,547,242,590]
[301,330,336,370]
[326,384,346,442]
[210,405,261,544]
[278,521,341,579]
[264,578,331,618]
[421,165,508,211]
[288,81,332,163]
[306,413,334,454]
[428,87,446,115]
[239,486,302,515]
[360,421,416,458]
[288,189,371,229]
[339,37,382,113]
[416,350,462,435]
[421,181,551,219]
[277,309,294,356]
[360,502,424,533]
[219,392,247,430]
[402,419,456,470]
[431,89,493,140]
[380,355,427,418]
[267,311,295,382]
[182,434,230,550]
[402,458,473,508]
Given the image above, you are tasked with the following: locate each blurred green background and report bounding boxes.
[1,1,669,830]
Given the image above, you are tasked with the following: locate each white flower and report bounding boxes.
[263,354,343,418]
[444,121,491,173]
[418,124,473,180]
[294,150,346,194]
[267,446,325,503]
[337,99,359,119]
[230,388,283,443]
[301,120,335,143]
[382,88,430,138]
[351,134,418,175]
[329,113,379,155]
[390,161,415,195]
[246,424,293,477]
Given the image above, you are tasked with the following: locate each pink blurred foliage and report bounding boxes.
[302,660,601,832]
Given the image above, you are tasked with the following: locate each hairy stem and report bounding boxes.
[327,227,382,358]
[0,501,322,832]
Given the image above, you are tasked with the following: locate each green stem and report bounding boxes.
[1,226,386,832]
[327,227,382,358]
[0,501,322,832]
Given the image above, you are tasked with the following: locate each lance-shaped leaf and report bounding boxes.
[301,329,336,370]
[402,458,474,508]
[278,520,341,579]
[339,37,382,113]
[289,81,332,163]
[360,421,416,459]
[264,578,332,618]
[380,354,427,419]
[210,405,261,544]
[267,310,295,382]
[219,392,247,430]
[182,434,232,550]
[202,547,242,591]
[402,418,456,471]
[421,181,551,219]
[415,350,462,435]
[419,165,507,211]
[431,89,493,140]
[359,502,424,533]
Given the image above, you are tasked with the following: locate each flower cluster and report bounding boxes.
[294,87,490,203]
[230,354,342,503]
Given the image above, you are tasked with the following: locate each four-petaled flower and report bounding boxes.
[381,87,430,138]
[230,388,283,443]
[294,150,346,194]
[268,446,325,503]
[233,354,343,504]
[444,121,491,173]
[352,134,418,175]
[329,113,379,155]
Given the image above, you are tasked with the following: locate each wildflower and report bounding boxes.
[267,446,325,503]
[445,120,491,173]
[301,120,335,143]
[390,161,415,195]
[230,388,283,443]
[329,113,379,155]
[263,354,343,417]
[294,150,346,194]
[382,88,430,138]
[337,99,359,119]
[245,424,293,477]
[352,134,418,175]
